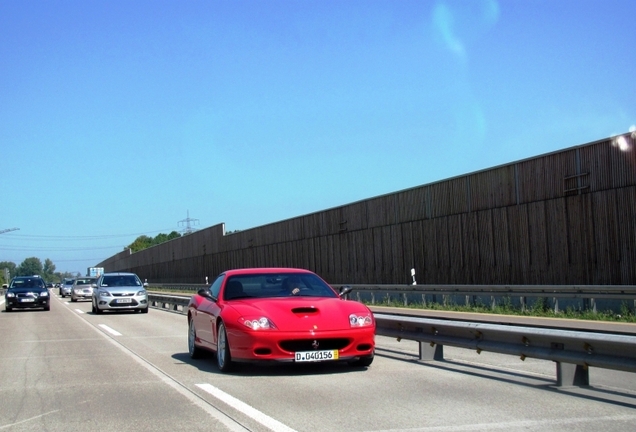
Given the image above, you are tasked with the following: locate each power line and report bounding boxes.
[2,227,176,241]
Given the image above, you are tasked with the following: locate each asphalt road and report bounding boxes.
[1,293,635,432]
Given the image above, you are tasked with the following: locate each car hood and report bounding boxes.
[226,297,372,332]
[99,286,144,293]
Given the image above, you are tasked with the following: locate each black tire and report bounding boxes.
[141,307,149,314]
[5,305,11,312]
[44,304,50,311]
[188,317,204,359]
[216,322,232,372]
[94,303,103,314]
[71,298,76,302]
[349,354,374,367]
[91,302,97,313]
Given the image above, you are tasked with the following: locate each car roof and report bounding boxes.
[101,272,137,276]
[222,268,314,276]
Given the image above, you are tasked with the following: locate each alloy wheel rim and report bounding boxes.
[218,325,226,367]
[188,321,195,354]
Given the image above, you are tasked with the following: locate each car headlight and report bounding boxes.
[349,313,373,327]
[6,292,15,298]
[137,290,146,296]
[39,291,49,297]
[98,290,111,297]
[239,317,276,330]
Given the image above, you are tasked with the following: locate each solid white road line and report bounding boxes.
[196,383,298,432]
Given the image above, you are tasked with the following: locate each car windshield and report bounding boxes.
[76,279,94,285]
[223,273,338,300]
[11,279,44,289]
[101,275,141,287]
[64,280,74,286]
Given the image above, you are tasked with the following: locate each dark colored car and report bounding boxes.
[5,276,51,312]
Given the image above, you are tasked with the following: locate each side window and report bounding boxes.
[209,274,226,299]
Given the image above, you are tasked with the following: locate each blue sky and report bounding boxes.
[1,0,635,275]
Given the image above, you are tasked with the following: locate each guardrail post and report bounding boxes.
[591,298,596,313]
[419,342,444,361]
[403,293,408,307]
[556,362,589,387]
[520,296,526,312]
[553,297,559,314]
[491,296,496,311]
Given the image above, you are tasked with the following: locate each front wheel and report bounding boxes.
[216,322,232,372]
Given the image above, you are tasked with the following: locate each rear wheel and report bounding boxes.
[188,317,204,359]
[216,322,232,372]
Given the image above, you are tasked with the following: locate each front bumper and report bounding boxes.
[226,326,375,362]
[95,295,149,311]
[6,297,50,309]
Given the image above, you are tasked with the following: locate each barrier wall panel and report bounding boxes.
[396,187,429,223]
[468,165,517,211]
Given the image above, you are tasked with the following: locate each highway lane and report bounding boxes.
[1,293,635,432]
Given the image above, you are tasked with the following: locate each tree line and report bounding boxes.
[0,231,183,286]
[0,258,78,286]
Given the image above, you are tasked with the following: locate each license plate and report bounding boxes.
[295,350,339,362]
[20,298,35,302]
[116,298,132,304]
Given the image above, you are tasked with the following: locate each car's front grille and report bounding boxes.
[108,299,139,307]
[112,293,135,297]
[279,338,351,352]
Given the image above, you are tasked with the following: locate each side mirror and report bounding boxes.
[143,282,149,288]
[339,285,353,298]
[2,284,8,289]
[197,288,215,301]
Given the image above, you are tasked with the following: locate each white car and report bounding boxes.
[70,277,97,302]
[91,272,148,314]
[60,279,75,297]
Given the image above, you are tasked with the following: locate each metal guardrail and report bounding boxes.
[148,283,636,313]
[147,292,636,387]
[373,312,636,387]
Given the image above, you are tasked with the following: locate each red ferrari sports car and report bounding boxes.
[187,268,375,372]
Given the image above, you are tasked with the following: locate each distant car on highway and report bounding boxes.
[5,275,50,312]
[91,272,149,314]
[187,267,375,372]
[60,278,75,297]
[70,277,97,302]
